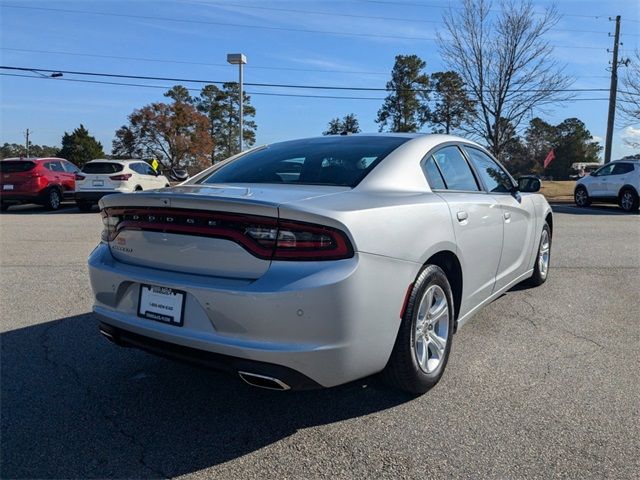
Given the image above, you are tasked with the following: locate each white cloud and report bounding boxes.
[621,126,640,150]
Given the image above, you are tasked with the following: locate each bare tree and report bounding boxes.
[437,0,573,159]
[618,50,640,129]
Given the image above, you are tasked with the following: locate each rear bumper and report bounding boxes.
[0,191,44,203]
[88,243,419,388]
[75,191,124,202]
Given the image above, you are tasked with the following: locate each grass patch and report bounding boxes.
[540,181,575,202]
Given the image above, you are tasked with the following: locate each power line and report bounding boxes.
[360,0,622,20]
[0,65,615,93]
[0,72,614,102]
[1,47,613,80]
[200,1,634,35]
[0,4,618,47]
[0,48,389,76]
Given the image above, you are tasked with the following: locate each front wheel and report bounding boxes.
[574,186,590,207]
[382,265,454,395]
[44,188,61,210]
[619,188,639,212]
[528,222,551,286]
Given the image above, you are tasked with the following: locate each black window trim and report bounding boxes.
[419,142,485,194]
[461,145,517,195]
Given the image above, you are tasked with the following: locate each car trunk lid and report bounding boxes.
[99,184,349,279]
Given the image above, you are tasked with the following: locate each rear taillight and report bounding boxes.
[75,173,86,181]
[101,208,354,261]
[109,173,132,181]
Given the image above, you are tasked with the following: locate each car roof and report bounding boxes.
[1,157,67,162]
[86,159,144,163]
[613,158,640,163]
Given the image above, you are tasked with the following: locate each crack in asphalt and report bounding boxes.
[40,323,169,479]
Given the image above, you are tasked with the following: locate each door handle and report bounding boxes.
[504,212,511,221]
[457,211,468,222]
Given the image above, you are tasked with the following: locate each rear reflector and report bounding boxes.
[101,207,353,261]
[109,173,132,181]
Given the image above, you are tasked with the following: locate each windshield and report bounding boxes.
[199,136,411,187]
[82,162,124,174]
[0,161,36,173]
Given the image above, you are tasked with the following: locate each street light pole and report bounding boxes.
[227,53,247,153]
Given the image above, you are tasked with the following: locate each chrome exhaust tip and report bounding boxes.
[238,371,291,391]
[99,328,115,342]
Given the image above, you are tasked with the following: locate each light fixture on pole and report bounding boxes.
[227,53,247,152]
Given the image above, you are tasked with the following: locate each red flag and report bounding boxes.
[544,149,555,169]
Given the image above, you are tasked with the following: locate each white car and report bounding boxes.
[574,159,640,212]
[75,159,170,211]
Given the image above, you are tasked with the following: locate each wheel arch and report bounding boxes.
[545,211,553,238]
[423,250,463,331]
[618,184,638,197]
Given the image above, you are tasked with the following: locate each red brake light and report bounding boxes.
[75,173,86,181]
[109,173,132,181]
[101,208,354,261]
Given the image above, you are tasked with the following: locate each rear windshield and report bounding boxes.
[82,162,124,174]
[0,161,36,173]
[199,136,411,187]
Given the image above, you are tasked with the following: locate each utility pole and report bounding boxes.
[24,129,31,157]
[604,15,621,164]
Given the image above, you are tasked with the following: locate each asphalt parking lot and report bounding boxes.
[1,203,638,479]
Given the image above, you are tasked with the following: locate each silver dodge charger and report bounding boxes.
[89,134,552,394]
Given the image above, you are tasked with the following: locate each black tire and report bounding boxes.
[574,186,591,207]
[618,188,639,212]
[44,188,62,210]
[76,201,94,212]
[528,222,551,287]
[382,265,455,395]
[0,202,10,212]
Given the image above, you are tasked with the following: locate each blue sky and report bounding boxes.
[1,0,639,160]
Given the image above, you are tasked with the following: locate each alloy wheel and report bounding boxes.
[414,284,449,374]
[621,191,634,211]
[538,229,550,279]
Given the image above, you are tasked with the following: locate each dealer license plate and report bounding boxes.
[3,184,14,190]
[137,284,185,326]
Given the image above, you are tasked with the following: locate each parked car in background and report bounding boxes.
[75,159,170,211]
[574,159,640,212]
[0,157,79,211]
[89,134,552,394]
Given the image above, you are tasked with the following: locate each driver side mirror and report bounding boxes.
[517,176,541,193]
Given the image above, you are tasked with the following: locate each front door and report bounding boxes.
[462,146,537,291]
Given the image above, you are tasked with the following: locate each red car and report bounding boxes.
[0,157,80,211]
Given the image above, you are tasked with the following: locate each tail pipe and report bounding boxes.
[238,371,291,391]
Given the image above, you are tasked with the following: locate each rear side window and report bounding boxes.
[612,163,634,175]
[0,161,36,173]
[431,146,480,191]
[464,147,514,193]
[62,162,79,173]
[82,162,124,174]
[423,157,446,190]
[199,136,410,187]
[137,163,156,175]
[45,161,65,172]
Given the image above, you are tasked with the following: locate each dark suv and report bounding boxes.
[0,157,80,211]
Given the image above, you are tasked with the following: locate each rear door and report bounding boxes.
[463,146,537,291]
[607,163,634,196]
[136,162,164,189]
[423,145,503,316]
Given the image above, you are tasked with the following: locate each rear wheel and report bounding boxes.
[44,188,61,210]
[574,186,590,207]
[0,202,10,212]
[382,265,454,395]
[619,188,639,212]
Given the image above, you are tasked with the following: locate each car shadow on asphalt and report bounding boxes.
[551,204,638,216]
[0,313,412,479]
